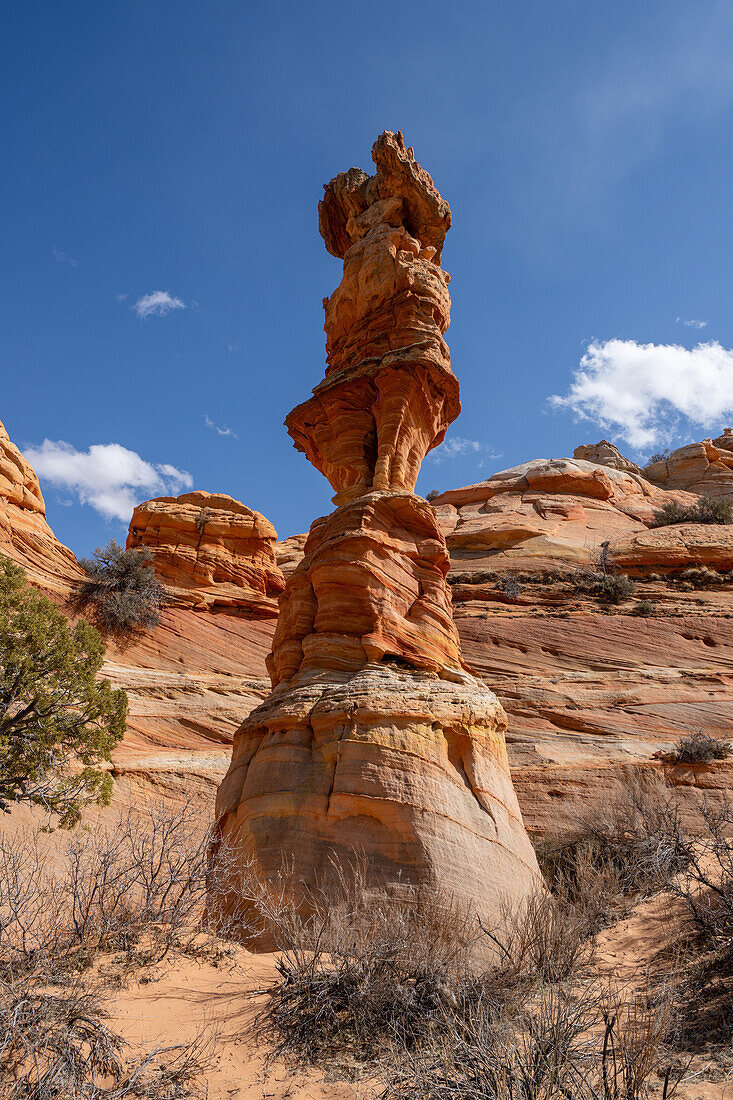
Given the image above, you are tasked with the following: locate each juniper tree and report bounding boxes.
[0,556,127,826]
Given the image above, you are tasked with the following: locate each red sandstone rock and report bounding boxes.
[0,418,83,595]
[285,131,459,506]
[433,458,697,566]
[608,524,733,575]
[214,134,539,933]
[127,491,284,617]
[573,440,644,476]
[645,438,733,500]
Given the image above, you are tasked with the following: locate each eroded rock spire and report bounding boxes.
[212,133,539,936]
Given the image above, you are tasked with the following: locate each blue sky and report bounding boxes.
[5,1,733,556]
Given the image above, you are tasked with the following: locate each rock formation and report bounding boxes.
[645,438,733,501]
[0,418,83,595]
[127,491,284,616]
[433,458,697,568]
[573,440,644,476]
[213,132,539,931]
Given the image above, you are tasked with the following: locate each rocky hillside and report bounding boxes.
[2,417,732,831]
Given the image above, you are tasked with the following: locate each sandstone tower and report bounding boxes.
[213,132,539,927]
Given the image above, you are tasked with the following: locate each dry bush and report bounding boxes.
[652,496,733,527]
[535,769,685,929]
[383,980,682,1100]
[669,730,732,765]
[492,886,594,984]
[0,971,210,1098]
[0,800,245,980]
[667,798,733,1046]
[252,859,602,1076]
[255,861,491,1071]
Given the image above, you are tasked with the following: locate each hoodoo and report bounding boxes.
[212,132,540,930]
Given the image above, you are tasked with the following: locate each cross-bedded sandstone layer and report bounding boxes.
[127,491,285,616]
[0,418,83,595]
[213,133,540,933]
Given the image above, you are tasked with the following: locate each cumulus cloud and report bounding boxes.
[23,440,192,522]
[204,415,237,440]
[549,338,733,449]
[133,290,186,319]
[676,316,708,328]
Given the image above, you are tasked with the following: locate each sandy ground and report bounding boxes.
[110,948,375,1100]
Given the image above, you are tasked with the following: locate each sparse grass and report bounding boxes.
[669,731,732,765]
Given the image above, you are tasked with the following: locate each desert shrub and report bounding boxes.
[384,981,681,1100]
[426,489,441,502]
[679,566,722,588]
[194,507,212,533]
[535,769,685,928]
[0,972,210,1098]
[0,801,241,980]
[631,600,655,616]
[596,574,636,604]
[670,731,732,765]
[651,496,733,527]
[72,539,167,640]
[695,496,733,524]
[258,868,489,1069]
[254,855,601,1076]
[648,450,671,464]
[0,555,127,826]
[498,576,522,600]
[667,798,733,1046]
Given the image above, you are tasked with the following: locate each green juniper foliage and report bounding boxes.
[0,556,127,826]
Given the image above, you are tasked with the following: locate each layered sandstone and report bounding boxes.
[127,491,285,616]
[645,438,733,500]
[0,418,83,595]
[573,440,644,476]
[214,132,539,931]
[285,132,459,506]
[434,458,697,569]
[608,524,733,575]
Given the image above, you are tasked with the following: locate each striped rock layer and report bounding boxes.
[213,132,540,934]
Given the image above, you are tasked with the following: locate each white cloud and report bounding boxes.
[133,290,186,319]
[23,440,192,522]
[428,436,501,466]
[204,414,238,440]
[53,248,78,268]
[116,292,129,302]
[676,316,708,328]
[225,339,241,352]
[549,338,733,449]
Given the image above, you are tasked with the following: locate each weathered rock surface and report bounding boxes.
[573,440,644,476]
[215,664,538,920]
[0,418,83,594]
[127,491,285,616]
[285,131,459,506]
[214,133,539,931]
[609,524,733,575]
[434,458,696,569]
[645,438,733,500]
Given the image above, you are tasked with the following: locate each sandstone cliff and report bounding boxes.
[0,418,83,595]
